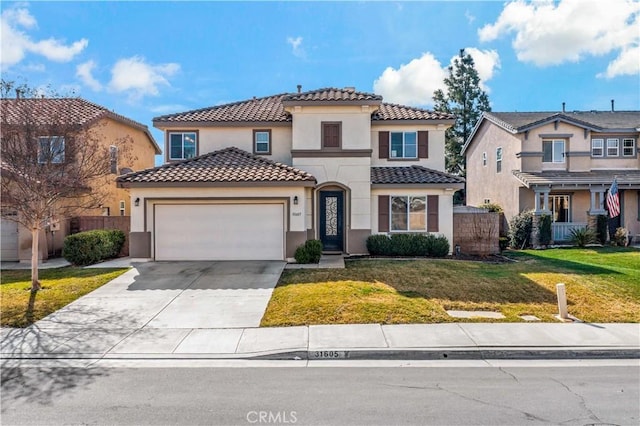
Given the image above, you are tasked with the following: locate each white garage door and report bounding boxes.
[155,204,284,261]
[1,213,19,262]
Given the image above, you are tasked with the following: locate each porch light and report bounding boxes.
[134,197,140,207]
[293,196,299,205]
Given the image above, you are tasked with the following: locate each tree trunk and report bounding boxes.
[30,228,41,292]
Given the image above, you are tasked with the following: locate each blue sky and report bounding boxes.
[2,1,639,162]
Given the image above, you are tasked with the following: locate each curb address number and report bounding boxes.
[310,350,347,359]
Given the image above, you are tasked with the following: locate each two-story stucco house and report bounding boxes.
[0,97,161,262]
[462,109,640,242]
[117,87,464,261]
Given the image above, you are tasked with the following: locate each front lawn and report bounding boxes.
[1,267,128,328]
[261,247,640,326]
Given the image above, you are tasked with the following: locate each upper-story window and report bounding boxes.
[482,152,487,166]
[322,122,341,148]
[623,138,635,157]
[591,139,604,157]
[253,129,271,155]
[38,136,65,164]
[110,145,118,174]
[390,132,417,159]
[169,132,197,160]
[542,139,565,163]
[496,147,502,173]
[607,138,619,156]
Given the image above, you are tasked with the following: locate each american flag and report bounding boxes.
[607,178,620,218]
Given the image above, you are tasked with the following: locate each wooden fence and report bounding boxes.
[453,210,500,256]
[70,216,130,256]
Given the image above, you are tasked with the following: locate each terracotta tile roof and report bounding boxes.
[117,147,316,185]
[371,166,465,185]
[153,93,291,124]
[283,87,382,102]
[373,103,455,121]
[153,88,452,124]
[0,98,161,154]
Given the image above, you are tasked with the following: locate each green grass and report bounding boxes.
[261,247,640,326]
[1,267,128,328]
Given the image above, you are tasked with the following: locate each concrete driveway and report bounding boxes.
[35,261,285,330]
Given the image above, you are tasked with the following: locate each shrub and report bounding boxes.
[538,214,552,246]
[479,202,503,213]
[427,235,450,257]
[294,239,323,264]
[499,237,509,252]
[63,229,126,266]
[596,214,608,245]
[389,233,415,256]
[509,210,533,249]
[612,227,629,246]
[569,227,596,247]
[366,234,392,256]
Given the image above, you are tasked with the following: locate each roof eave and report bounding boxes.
[117,180,316,189]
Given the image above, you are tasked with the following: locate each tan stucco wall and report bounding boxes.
[193,126,293,165]
[623,190,640,236]
[287,105,374,150]
[370,188,456,253]
[465,120,523,219]
[292,157,371,229]
[370,124,447,171]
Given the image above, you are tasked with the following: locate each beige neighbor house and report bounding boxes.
[462,109,640,243]
[0,98,161,262]
[117,87,464,261]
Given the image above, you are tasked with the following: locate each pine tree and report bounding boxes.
[433,49,491,177]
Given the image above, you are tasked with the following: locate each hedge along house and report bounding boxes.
[117,87,464,261]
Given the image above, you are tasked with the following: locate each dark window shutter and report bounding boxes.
[418,131,429,158]
[378,195,390,232]
[427,195,439,232]
[323,123,340,148]
[379,131,389,159]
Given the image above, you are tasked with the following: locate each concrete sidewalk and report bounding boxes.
[2,322,638,361]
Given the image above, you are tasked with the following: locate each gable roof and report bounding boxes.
[116,147,316,187]
[462,110,640,155]
[0,98,161,154]
[371,166,464,186]
[153,87,454,125]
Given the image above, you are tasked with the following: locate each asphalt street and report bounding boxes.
[1,360,638,425]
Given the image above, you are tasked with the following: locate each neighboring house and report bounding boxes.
[0,98,161,262]
[117,87,464,261]
[462,109,640,242]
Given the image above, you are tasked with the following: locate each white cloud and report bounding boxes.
[287,36,306,59]
[373,49,500,107]
[465,10,476,24]
[478,0,640,77]
[0,6,88,70]
[76,60,103,91]
[598,46,640,79]
[108,56,180,101]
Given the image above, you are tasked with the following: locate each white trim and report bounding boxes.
[389,131,418,159]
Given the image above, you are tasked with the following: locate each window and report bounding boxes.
[102,207,110,216]
[390,132,417,159]
[390,196,426,231]
[38,136,65,164]
[253,130,271,154]
[169,132,197,160]
[607,138,619,156]
[542,140,565,163]
[110,145,118,174]
[119,200,125,217]
[322,122,341,148]
[496,147,502,173]
[548,195,570,223]
[623,138,635,157]
[591,139,604,157]
[482,152,487,166]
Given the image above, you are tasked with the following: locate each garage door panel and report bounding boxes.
[155,204,284,261]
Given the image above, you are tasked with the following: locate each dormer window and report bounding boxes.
[169,132,197,160]
[38,136,65,164]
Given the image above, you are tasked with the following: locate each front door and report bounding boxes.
[319,191,344,252]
